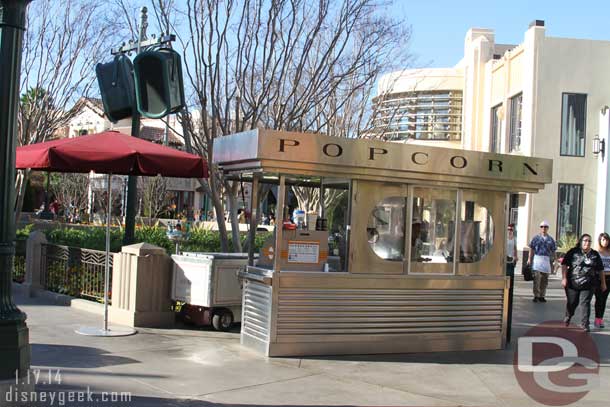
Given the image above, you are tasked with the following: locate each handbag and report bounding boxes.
[523,264,533,281]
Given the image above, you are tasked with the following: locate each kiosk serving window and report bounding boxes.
[459,201,494,263]
[410,188,456,274]
[367,197,406,261]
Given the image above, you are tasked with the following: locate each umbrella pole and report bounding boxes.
[74,173,135,337]
[104,173,112,331]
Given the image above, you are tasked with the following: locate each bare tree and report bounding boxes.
[138,175,171,219]
[14,0,124,222]
[147,0,411,251]
[49,173,90,219]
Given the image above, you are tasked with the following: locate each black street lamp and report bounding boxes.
[0,0,32,380]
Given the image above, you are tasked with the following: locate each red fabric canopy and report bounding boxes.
[16,131,208,178]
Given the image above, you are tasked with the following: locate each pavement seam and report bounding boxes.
[192,372,321,398]
[460,365,512,407]
[203,362,467,406]
[95,363,179,398]
[308,364,494,406]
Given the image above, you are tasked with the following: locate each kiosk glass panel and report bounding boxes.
[410,188,455,274]
[367,196,406,261]
[459,201,494,263]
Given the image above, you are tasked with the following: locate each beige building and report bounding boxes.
[375,20,610,250]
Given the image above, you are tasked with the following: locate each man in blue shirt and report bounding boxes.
[527,220,557,303]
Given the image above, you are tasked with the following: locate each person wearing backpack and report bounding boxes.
[562,234,607,332]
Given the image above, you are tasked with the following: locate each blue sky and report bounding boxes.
[393,0,610,68]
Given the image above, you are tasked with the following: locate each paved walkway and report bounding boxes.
[5,276,610,407]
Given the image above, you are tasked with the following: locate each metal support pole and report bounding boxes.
[75,173,135,338]
[248,175,259,266]
[0,0,32,380]
[273,176,286,273]
[122,7,147,246]
[44,171,50,211]
[104,174,112,331]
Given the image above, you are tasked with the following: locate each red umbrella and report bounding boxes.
[16,130,207,178]
[16,130,207,337]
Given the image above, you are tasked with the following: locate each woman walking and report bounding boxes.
[594,232,610,328]
[562,234,607,331]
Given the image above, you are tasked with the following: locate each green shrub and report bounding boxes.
[247,231,273,252]
[134,225,173,253]
[43,225,273,255]
[557,234,578,252]
[182,227,223,252]
[46,227,123,253]
[16,224,34,239]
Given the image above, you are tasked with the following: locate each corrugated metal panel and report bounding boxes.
[277,288,504,336]
[242,281,272,341]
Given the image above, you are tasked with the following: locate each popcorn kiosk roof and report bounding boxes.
[214,129,552,357]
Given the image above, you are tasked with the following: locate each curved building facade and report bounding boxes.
[372,68,464,144]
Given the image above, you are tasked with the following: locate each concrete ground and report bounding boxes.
[4,274,610,407]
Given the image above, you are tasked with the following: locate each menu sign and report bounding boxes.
[287,241,320,264]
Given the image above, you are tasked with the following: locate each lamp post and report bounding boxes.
[0,0,32,381]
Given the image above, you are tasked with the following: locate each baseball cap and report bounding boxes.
[539,220,549,227]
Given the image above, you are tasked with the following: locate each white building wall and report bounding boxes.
[462,29,494,151]
[69,108,108,137]
[530,35,610,242]
[595,110,610,237]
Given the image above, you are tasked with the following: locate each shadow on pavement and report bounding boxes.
[32,344,140,369]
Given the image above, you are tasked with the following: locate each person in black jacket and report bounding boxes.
[562,234,607,331]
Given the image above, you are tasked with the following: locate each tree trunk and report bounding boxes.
[225,180,243,253]
[201,176,230,252]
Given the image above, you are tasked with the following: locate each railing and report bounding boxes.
[13,240,26,283]
[40,243,113,302]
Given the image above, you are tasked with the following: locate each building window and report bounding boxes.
[490,104,502,153]
[509,93,522,152]
[560,93,587,156]
[557,184,583,242]
[372,90,463,141]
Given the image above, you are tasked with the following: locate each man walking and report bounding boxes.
[527,220,556,303]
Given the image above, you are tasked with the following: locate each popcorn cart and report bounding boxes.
[213,129,552,356]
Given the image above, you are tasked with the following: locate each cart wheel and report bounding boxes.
[178,303,192,324]
[212,310,233,331]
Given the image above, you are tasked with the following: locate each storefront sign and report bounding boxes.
[213,129,553,185]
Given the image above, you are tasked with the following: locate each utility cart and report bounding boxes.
[171,252,248,331]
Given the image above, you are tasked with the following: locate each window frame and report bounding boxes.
[556,183,584,241]
[407,186,459,276]
[559,92,587,157]
[508,93,523,153]
[490,103,502,153]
